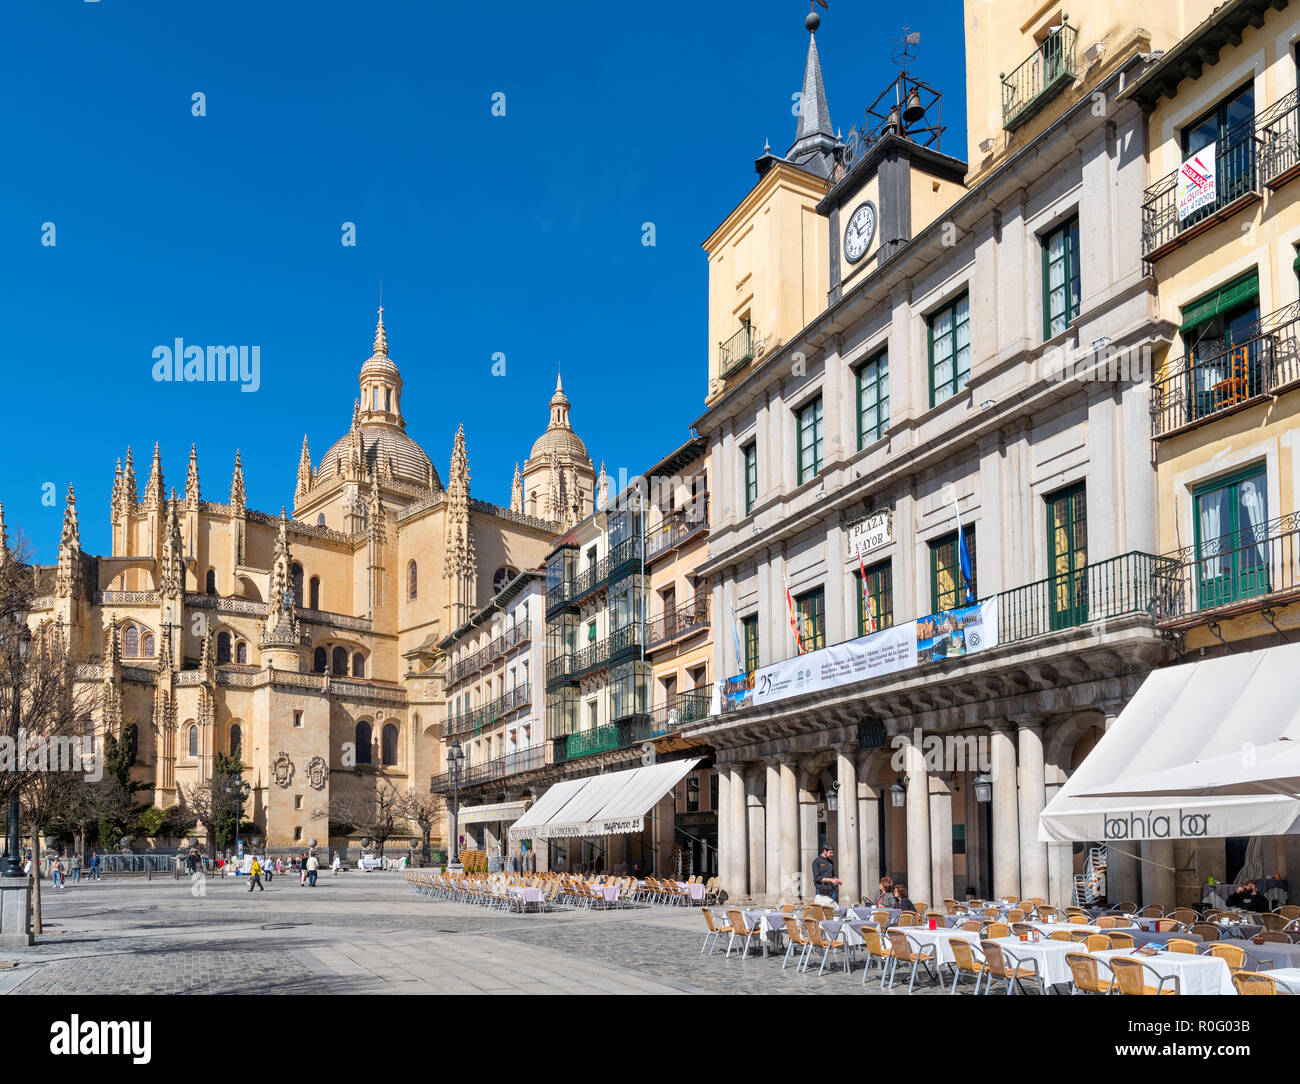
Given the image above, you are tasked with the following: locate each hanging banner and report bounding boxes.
[751,621,918,707]
[1176,149,1217,220]
[916,598,999,662]
[714,672,754,714]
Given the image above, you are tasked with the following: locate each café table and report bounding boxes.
[988,936,1076,989]
[1235,939,1300,969]
[1264,967,1300,994]
[890,925,980,966]
[677,882,706,901]
[743,909,791,957]
[1126,929,1204,948]
[505,886,544,911]
[1091,948,1235,995]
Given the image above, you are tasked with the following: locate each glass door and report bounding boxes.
[1048,484,1088,629]
[1195,466,1270,609]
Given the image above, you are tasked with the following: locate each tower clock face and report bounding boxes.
[843,201,877,263]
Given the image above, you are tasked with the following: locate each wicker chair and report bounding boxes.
[1168,907,1197,926]
[1190,923,1221,941]
[1084,934,1112,953]
[1232,971,1279,995]
[808,920,850,976]
[782,916,813,971]
[1049,930,1072,942]
[885,928,938,992]
[1106,932,1137,950]
[1259,913,1288,931]
[1110,956,1179,995]
[949,938,988,994]
[859,925,894,986]
[1205,942,1248,972]
[725,908,761,959]
[1065,951,1115,994]
[979,940,1043,995]
[1165,938,1198,954]
[700,908,732,955]
[984,922,1011,940]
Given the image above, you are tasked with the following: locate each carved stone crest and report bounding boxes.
[306,755,329,791]
[272,751,295,789]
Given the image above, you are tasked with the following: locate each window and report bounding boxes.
[742,614,760,672]
[293,710,303,729]
[796,397,823,484]
[1194,464,1269,609]
[187,725,198,757]
[294,795,303,810]
[928,293,971,406]
[493,566,516,593]
[123,626,139,657]
[1180,271,1262,422]
[332,646,347,675]
[293,826,303,841]
[1181,83,1256,228]
[855,560,894,634]
[316,513,326,527]
[381,722,398,766]
[124,723,138,761]
[794,587,826,652]
[291,563,304,607]
[142,632,155,657]
[235,641,247,664]
[1047,483,1088,629]
[1042,216,1080,338]
[930,527,978,611]
[352,652,365,678]
[205,569,217,595]
[355,720,373,764]
[856,353,890,447]
[385,388,392,411]
[313,647,327,673]
[216,632,232,665]
[743,441,758,515]
[229,724,241,756]
[309,576,320,610]
[407,561,417,600]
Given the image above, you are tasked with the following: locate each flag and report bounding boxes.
[729,603,744,671]
[952,494,974,604]
[858,548,876,634]
[783,574,804,655]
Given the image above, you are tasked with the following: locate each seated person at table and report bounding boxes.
[873,876,895,908]
[893,883,916,915]
[1226,880,1269,913]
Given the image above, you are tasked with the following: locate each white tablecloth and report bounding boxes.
[507,886,543,904]
[1265,967,1300,994]
[1091,949,1235,996]
[1030,921,1103,936]
[678,882,706,901]
[988,937,1076,987]
[890,926,979,965]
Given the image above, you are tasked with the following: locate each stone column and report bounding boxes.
[717,769,732,897]
[765,761,782,905]
[1016,719,1049,901]
[799,785,819,901]
[835,745,860,905]
[1100,710,1139,907]
[729,764,748,901]
[989,723,1020,900]
[902,735,932,908]
[746,769,766,900]
[857,769,881,900]
[778,757,799,902]
[1141,840,1176,909]
[929,772,954,907]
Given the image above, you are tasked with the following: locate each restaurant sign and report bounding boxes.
[846,509,892,559]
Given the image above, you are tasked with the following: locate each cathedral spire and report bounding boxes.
[230,450,246,516]
[56,485,81,598]
[185,444,200,510]
[0,503,7,563]
[786,6,837,178]
[162,493,184,597]
[122,446,138,510]
[111,459,123,518]
[373,306,388,356]
[296,435,313,500]
[597,461,609,510]
[444,425,473,577]
[145,442,165,510]
[510,462,523,514]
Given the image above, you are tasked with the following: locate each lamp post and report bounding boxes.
[447,740,464,871]
[224,778,251,862]
[2,615,30,878]
[889,779,906,809]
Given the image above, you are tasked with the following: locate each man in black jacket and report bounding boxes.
[1226,880,1269,913]
[811,844,842,903]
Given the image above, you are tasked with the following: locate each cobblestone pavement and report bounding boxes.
[4,875,959,995]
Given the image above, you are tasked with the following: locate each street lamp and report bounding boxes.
[447,740,465,870]
[889,778,906,809]
[973,773,993,804]
[224,778,251,860]
[2,616,30,878]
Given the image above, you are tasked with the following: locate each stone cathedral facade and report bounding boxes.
[23,310,596,853]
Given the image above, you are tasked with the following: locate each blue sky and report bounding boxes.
[1,0,965,561]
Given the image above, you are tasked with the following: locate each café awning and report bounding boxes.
[456,800,529,826]
[1038,643,1300,844]
[510,758,701,840]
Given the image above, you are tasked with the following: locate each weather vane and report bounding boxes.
[891,26,921,71]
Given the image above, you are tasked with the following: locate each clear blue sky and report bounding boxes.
[1,0,965,562]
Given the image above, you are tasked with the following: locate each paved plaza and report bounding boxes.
[0,873,949,995]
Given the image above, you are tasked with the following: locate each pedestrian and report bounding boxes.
[247,855,264,893]
[50,857,64,888]
[264,858,274,884]
[331,851,341,876]
[70,852,81,883]
[88,850,100,880]
[307,852,319,887]
[299,854,307,886]
[811,843,842,905]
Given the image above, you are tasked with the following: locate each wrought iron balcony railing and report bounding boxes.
[646,499,710,560]
[1001,21,1077,131]
[647,687,713,733]
[443,682,532,736]
[1140,94,1300,260]
[646,597,711,648]
[1152,512,1300,628]
[1151,303,1300,439]
[563,724,620,761]
[444,620,531,687]
[429,742,552,793]
[719,323,755,379]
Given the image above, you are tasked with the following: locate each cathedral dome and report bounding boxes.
[318,425,440,490]
[528,374,590,464]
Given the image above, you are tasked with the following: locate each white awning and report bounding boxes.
[510,758,701,840]
[1039,643,1300,844]
[457,800,529,826]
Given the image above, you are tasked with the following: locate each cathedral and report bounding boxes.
[23,309,597,853]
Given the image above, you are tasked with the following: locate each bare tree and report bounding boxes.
[403,791,444,864]
[327,778,411,857]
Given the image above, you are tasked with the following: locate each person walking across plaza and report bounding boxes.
[332,850,340,875]
[88,850,100,880]
[812,843,842,905]
[247,856,264,893]
[299,854,308,886]
[306,852,319,887]
[50,857,64,888]
[264,857,273,884]
[70,852,81,883]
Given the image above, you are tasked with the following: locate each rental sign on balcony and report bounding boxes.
[1177,150,1217,220]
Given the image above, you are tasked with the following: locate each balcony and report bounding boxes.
[1150,303,1300,439]
[443,682,532,736]
[545,652,573,686]
[445,621,530,687]
[719,324,754,379]
[646,500,710,562]
[571,634,612,679]
[1152,512,1300,631]
[646,597,711,650]
[429,742,552,793]
[1138,98,1300,260]
[562,724,619,761]
[648,687,713,733]
[1001,21,1077,131]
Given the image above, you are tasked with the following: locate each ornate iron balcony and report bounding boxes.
[1001,21,1077,131]
[719,323,755,379]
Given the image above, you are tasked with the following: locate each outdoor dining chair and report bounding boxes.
[1232,971,1280,995]
[885,929,938,993]
[1067,913,1089,924]
[1010,922,1036,937]
[1259,913,1288,931]
[725,909,761,958]
[1006,909,1026,923]
[1065,952,1115,995]
[983,922,1011,940]
[1165,938,1198,954]
[1049,930,1072,941]
[1117,900,1138,913]
[1096,916,1120,928]
[1109,956,1180,995]
[897,911,920,927]
[859,925,894,986]
[1278,905,1300,921]
[1138,905,1163,918]
[1204,943,1248,972]
[782,916,814,971]
[1036,905,1059,923]
[1168,907,1197,926]
[949,939,987,994]
[961,920,983,932]
[700,908,732,955]
[1084,934,1111,953]
[1106,932,1136,950]
[1256,930,1290,943]
[1070,929,1093,942]
[808,920,850,976]
[1190,923,1221,941]
[979,941,1043,995]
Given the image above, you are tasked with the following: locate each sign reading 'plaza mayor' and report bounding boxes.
[846,509,892,558]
